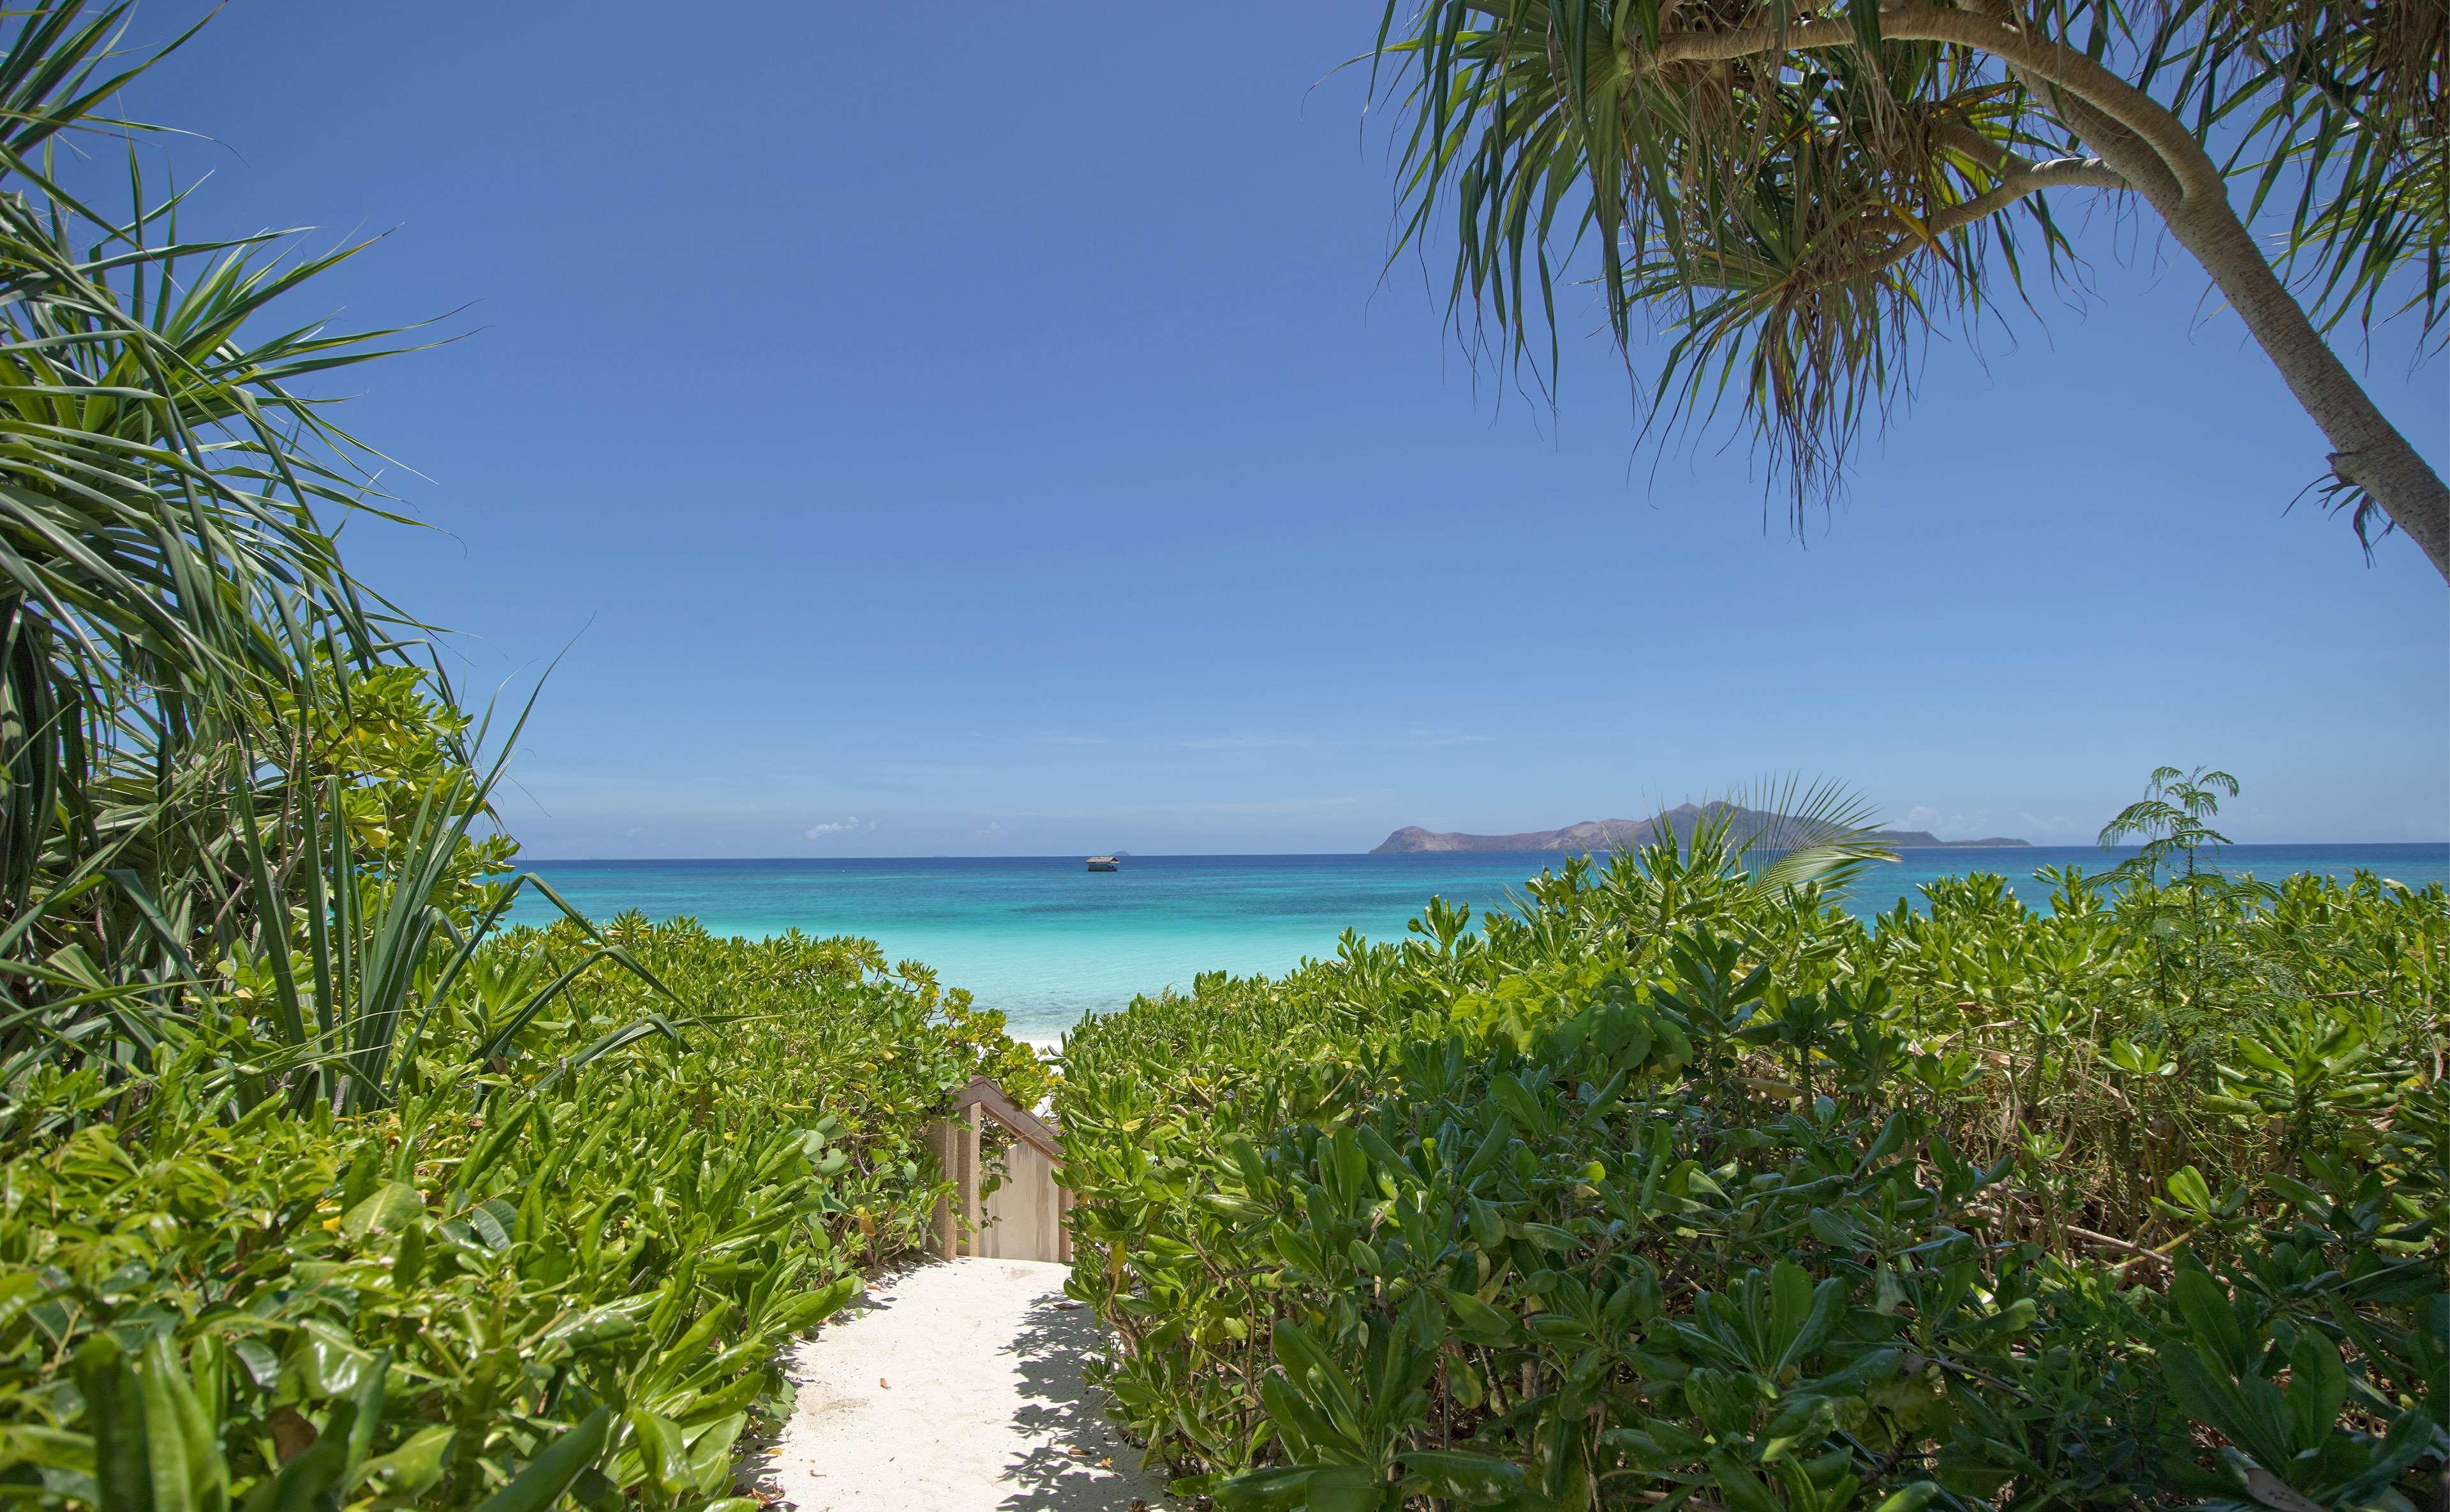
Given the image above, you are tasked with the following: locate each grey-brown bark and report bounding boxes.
[1640,3,2450,581]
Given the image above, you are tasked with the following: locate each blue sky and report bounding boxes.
[117,3,2446,856]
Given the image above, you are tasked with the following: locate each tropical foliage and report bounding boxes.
[0,9,2434,1512]
[0,915,1037,1512]
[1367,0,2450,575]
[1057,809,2447,1511]
[0,0,566,1109]
[0,9,1044,1512]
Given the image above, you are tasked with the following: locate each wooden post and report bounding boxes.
[926,1120,960,1258]
[929,1078,1071,1264]
[960,1102,984,1256]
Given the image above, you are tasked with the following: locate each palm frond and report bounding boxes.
[1369,0,2445,535]
[1730,772,1897,899]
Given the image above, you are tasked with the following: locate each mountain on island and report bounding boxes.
[1370,803,2027,855]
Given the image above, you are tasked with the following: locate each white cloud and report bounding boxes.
[1904,805,1940,827]
[1176,732,1313,751]
[1032,793,1374,820]
[802,817,874,840]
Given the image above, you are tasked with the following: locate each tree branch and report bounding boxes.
[1629,4,2223,209]
[1816,155,2119,288]
[1929,124,2127,194]
[1939,0,2184,207]
[1594,1,2450,572]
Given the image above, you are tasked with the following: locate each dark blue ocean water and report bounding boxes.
[507,845,2447,1042]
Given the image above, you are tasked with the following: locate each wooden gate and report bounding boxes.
[926,1076,1071,1263]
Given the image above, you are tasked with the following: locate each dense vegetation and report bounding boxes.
[0,8,1043,1512]
[0,8,2437,1512]
[1,917,1038,1512]
[1058,819,2447,1511]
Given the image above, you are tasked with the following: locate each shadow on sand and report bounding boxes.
[997,1293,1164,1512]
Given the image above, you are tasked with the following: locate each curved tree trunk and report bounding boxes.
[2157,200,2450,580]
[1949,3,2450,581]
[1651,5,2450,582]
[2042,71,2450,578]
[1938,6,2450,581]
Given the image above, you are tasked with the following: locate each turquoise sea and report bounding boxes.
[508,845,2448,1043]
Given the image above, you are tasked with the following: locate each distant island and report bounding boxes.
[1371,802,2028,855]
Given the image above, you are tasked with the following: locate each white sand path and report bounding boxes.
[762,1258,1173,1512]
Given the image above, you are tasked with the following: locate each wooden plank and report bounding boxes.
[942,1077,1073,1263]
[924,1120,961,1257]
[960,1104,983,1256]
[952,1076,1063,1160]
[923,1120,947,1257]
[979,1139,1064,1261]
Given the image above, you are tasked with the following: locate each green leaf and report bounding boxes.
[292,1333,373,1401]
[1399,1449,1526,1506]
[229,1342,281,1392]
[1211,1465,1319,1512]
[1758,1392,1843,1462]
[1869,1481,1943,1512]
[2166,1166,2216,1215]
[1708,1449,1786,1512]
[1305,1464,1391,1512]
[627,1408,689,1495]
[0,1425,96,1477]
[1518,1222,1579,1252]
[2168,1267,2252,1375]
[352,1426,453,1497]
[339,1182,425,1241]
[680,1412,745,1494]
[1439,1287,1518,1346]
[468,1198,519,1252]
[239,1443,346,1512]
[74,1335,150,1512]
[1776,1276,1850,1370]
[2281,1332,2346,1451]
[2162,1343,2244,1440]
[137,1335,225,1512]
[1848,0,1884,59]
[468,1407,611,1512]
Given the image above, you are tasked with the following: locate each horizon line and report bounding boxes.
[513,839,2449,865]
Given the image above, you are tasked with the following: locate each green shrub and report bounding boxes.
[0,12,1055,1511]
[0,917,1037,1512]
[1058,836,2447,1511]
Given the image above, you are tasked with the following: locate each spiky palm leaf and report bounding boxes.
[0,5,429,948]
[0,3,683,1111]
[1672,774,1900,900]
[1370,0,2450,572]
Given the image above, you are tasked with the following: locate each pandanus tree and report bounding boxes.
[1371,1,2450,579]
[0,4,412,987]
[0,3,668,1113]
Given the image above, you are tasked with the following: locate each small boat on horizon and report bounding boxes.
[1085,855,1120,871]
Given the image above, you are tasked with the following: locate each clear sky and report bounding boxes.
[114,3,2446,856]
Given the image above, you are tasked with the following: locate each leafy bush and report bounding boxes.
[1058,833,2447,1511]
[0,917,1038,1512]
[0,11,1056,1512]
